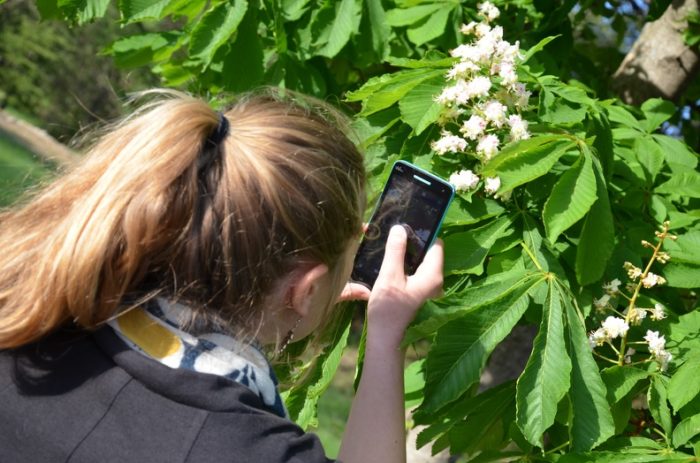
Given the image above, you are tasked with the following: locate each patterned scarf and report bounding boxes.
[107,298,288,418]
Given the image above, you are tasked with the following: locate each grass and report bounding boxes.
[0,130,53,207]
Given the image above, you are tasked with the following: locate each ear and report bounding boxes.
[286,263,329,318]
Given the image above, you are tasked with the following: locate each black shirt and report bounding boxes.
[0,327,333,462]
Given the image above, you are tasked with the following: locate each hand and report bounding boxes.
[337,282,371,302]
[366,224,444,348]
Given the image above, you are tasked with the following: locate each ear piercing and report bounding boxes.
[278,317,302,354]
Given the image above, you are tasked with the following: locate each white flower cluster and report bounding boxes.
[588,316,629,348]
[644,330,673,371]
[432,2,532,197]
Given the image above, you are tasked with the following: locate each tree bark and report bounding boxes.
[0,109,77,166]
[612,0,700,105]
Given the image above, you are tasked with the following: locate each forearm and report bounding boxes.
[338,333,407,463]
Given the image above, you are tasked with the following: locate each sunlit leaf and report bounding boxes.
[420,276,545,413]
[516,281,572,447]
[563,290,615,451]
[543,153,597,243]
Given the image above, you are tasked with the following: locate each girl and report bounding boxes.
[0,89,443,462]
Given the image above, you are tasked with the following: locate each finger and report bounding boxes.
[410,239,444,297]
[376,224,408,283]
[337,282,371,302]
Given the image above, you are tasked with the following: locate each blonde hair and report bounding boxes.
[0,88,366,349]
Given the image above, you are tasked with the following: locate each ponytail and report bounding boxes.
[0,89,366,349]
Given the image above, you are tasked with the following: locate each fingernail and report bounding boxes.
[389,224,407,240]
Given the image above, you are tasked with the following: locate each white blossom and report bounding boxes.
[627,307,647,326]
[499,60,518,86]
[651,303,666,321]
[484,176,501,195]
[478,1,500,22]
[602,316,629,339]
[435,79,471,106]
[507,114,529,141]
[644,330,673,371]
[602,278,622,295]
[644,330,666,356]
[449,169,480,191]
[512,82,531,107]
[450,44,482,63]
[475,22,491,38]
[461,114,487,140]
[467,76,492,98]
[431,132,467,155]
[623,262,643,281]
[460,21,479,35]
[476,134,500,159]
[657,350,673,372]
[446,60,480,80]
[482,100,507,127]
[593,294,611,310]
[588,328,608,348]
[641,272,666,288]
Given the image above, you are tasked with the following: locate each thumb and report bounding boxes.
[376,224,407,283]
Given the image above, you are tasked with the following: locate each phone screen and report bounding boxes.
[351,161,454,289]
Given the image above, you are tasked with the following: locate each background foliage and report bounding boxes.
[3,0,700,461]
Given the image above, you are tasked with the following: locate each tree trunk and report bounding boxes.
[612,0,700,105]
[0,109,77,166]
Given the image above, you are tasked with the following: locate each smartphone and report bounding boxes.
[351,160,455,289]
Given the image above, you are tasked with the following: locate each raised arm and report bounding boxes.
[338,225,444,463]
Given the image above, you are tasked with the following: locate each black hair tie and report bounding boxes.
[207,112,230,146]
[198,113,229,172]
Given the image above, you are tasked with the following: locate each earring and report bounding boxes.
[278,317,302,354]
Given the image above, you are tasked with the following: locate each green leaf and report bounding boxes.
[663,262,700,288]
[77,0,109,23]
[363,0,390,60]
[346,68,445,116]
[655,171,700,198]
[481,135,575,193]
[442,196,505,227]
[119,0,173,22]
[36,0,61,19]
[600,366,649,403]
[648,375,673,439]
[281,0,311,21]
[634,135,665,184]
[576,157,615,286]
[668,355,700,412]
[106,32,181,68]
[652,134,699,172]
[188,0,248,67]
[663,231,700,265]
[404,359,425,408]
[673,414,700,447]
[350,107,401,147]
[521,35,560,63]
[564,291,615,451]
[607,105,643,131]
[398,75,444,135]
[406,5,452,46]
[314,0,362,58]
[543,153,597,243]
[443,215,515,275]
[221,9,264,92]
[282,304,353,428]
[516,281,572,447]
[641,98,676,133]
[385,3,443,26]
[404,270,537,345]
[420,276,545,413]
